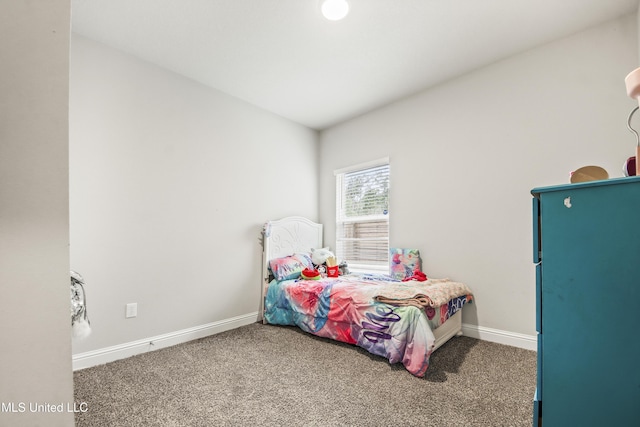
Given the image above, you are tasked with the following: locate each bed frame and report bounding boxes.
[260,216,462,351]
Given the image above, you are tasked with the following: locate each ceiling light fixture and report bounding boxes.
[321,0,349,21]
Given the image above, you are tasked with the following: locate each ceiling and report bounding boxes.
[71,0,639,130]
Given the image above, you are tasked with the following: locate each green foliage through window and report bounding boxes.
[341,164,389,218]
[336,162,389,272]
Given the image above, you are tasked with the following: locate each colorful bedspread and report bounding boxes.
[264,275,473,376]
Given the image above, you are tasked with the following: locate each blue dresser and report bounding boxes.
[531,177,640,426]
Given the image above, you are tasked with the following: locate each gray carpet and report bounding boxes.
[74,323,536,427]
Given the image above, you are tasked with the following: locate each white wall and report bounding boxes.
[69,11,639,361]
[319,14,638,337]
[0,1,74,426]
[70,36,318,356]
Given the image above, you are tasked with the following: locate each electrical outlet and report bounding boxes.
[126,303,137,318]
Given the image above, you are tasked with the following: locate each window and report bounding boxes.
[335,158,389,273]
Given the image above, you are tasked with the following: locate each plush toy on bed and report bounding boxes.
[338,260,350,276]
[301,267,321,280]
[311,247,340,277]
[311,247,334,265]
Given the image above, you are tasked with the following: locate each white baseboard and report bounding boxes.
[72,312,259,371]
[73,314,535,371]
[462,322,537,351]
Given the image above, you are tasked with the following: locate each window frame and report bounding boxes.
[334,157,390,274]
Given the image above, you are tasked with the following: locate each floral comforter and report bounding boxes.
[263,274,473,376]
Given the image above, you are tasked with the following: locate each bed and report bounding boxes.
[259,216,473,376]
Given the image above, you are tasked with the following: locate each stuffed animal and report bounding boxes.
[301,268,321,280]
[338,260,350,276]
[311,247,335,266]
[311,247,337,276]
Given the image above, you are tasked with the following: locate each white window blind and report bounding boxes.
[335,160,389,273]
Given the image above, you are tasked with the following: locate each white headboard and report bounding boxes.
[259,216,323,322]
